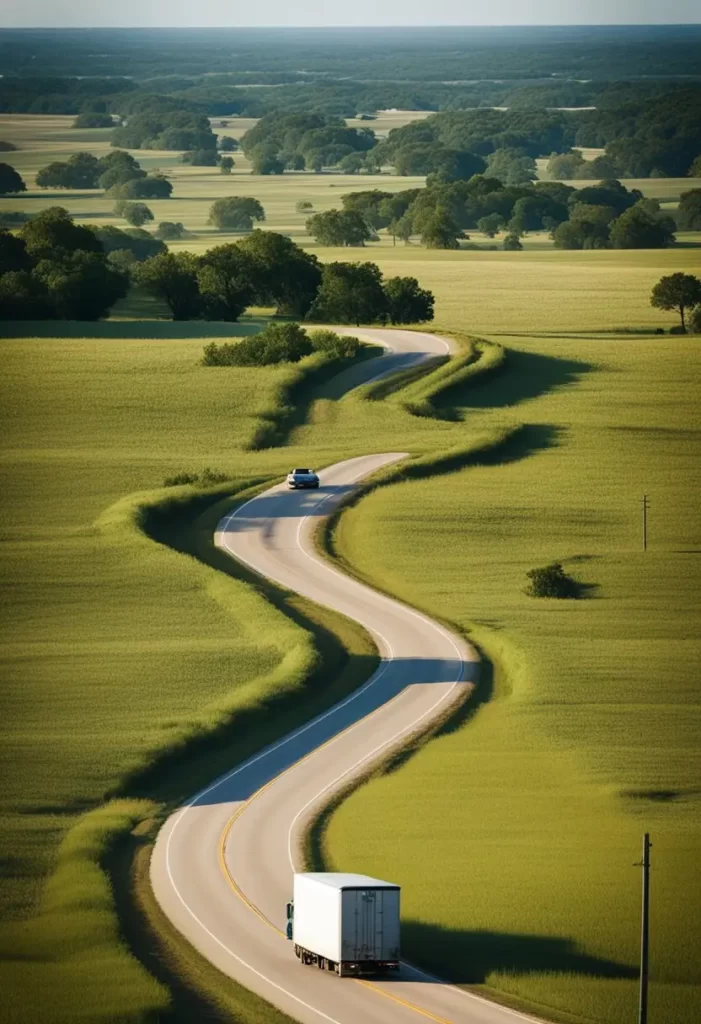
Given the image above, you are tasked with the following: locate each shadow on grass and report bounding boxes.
[440,348,595,411]
[400,921,638,984]
[0,319,268,340]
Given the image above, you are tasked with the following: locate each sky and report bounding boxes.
[3,0,700,28]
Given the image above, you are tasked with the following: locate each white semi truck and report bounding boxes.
[287,872,401,977]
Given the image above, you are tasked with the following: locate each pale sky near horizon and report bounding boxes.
[2,0,700,28]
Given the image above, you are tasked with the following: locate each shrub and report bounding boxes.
[0,141,18,152]
[526,562,579,599]
[296,201,313,213]
[502,233,523,251]
[181,149,219,167]
[203,322,313,367]
[669,324,688,335]
[689,306,701,334]
[219,156,234,174]
[155,221,186,240]
[108,175,173,200]
[308,329,361,358]
[163,467,229,487]
[114,201,154,227]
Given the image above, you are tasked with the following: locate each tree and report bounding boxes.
[97,151,145,191]
[219,156,234,175]
[676,189,701,231]
[296,201,313,213]
[650,273,701,331]
[502,233,523,250]
[307,262,387,325]
[208,197,265,232]
[250,144,285,175]
[132,252,203,320]
[689,305,701,334]
[197,244,255,321]
[306,209,374,247]
[181,149,219,166]
[415,207,461,249]
[0,163,26,195]
[477,213,504,237]
[92,225,165,262]
[546,151,585,180]
[108,175,173,200]
[73,112,113,128]
[203,323,313,366]
[32,250,128,320]
[36,152,100,190]
[383,276,434,324]
[341,190,393,229]
[237,230,322,318]
[0,270,53,320]
[0,228,30,275]
[338,153,365,174]
[155,222,186,240]
[114,201,154,227]
[571,180,640,217]
[218,136,238,152]
[609,204,676,249]
[486,149,537,186]
[21,207,102,261]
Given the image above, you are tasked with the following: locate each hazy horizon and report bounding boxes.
[3,0,700,28]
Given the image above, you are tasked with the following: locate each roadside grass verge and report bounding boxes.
[318,335,701,1024]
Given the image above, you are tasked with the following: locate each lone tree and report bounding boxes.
[650,272,701,331]
[208,197,265,232]
[219,156,234,175]
[306,209,374,247]
[114,201,154,227]
[383,276,434,324]
[0,162,27,195]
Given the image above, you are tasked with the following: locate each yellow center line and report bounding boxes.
[357,980,456,1024]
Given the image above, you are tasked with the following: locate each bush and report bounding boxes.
[308,329,360,358]
[0,141,18,152]
[219,156,234,174]
[502,233,523,251]
[163,467,229,487]
[669,324,688,335]
[203,322,313,366]
[181,149,219,166]
[689,306,701,334]
[73,113,113,129]
[296,201,313,212]
[108,175,172,200]
[526,562,579,599]
[114,201,154,227]
[155,221,186,240]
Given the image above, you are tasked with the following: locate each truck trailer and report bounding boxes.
[287,872,401,977]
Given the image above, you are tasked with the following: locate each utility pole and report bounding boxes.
[641,495,649,552]
[638,833,652,1024]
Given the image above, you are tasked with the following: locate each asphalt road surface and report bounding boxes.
[151,330,543,1024]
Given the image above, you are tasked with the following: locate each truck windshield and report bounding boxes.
[294,469,311,474]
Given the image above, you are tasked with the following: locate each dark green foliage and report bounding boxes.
[73,112,113,128]
[241,112,374,173]
[237,230,322,318]
[114,200,154,227]
[97,150,145,190]
[92,225,165,262]
[650,273,701,330]
[218,136,238,152]
[0,228,30,275]
[526,563,579,599]
[609,204,675,249]
[308,329,361,358]
[0,163,25,194]
[486,148,537,185]
[383,276,435,324]
[208,197,265,232]
[416,207,461,250]
[132,251,203,320]
[36,151,100,189]
[0,140,18,152]
[112,111,216,151]
[197,244,256,321]
[571,180,641,217]
[502,233,523,251]
[477,213,504,237]
[32,250,128,320]
[155,221,186,240]
[338,153,365,174]
[306,209,375,246]
[307,261,387,325]
[203,322,313,366]
[181,149,219,166]
[340,190,393,229]
[249,144,286,175]
[219,156,234,174]
[296,201,313,213]
[21,206,102,261]
[108,174,173,200]
[163,467,230,487]
[676,190,701,231]
[689,305,701,334]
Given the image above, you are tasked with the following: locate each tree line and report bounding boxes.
[0,212,433,326]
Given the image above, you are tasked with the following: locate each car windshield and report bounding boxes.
[293,469,312,474]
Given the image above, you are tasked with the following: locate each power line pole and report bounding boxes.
[641,495,649,552]
[638,833,652,1024]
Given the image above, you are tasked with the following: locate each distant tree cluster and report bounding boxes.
[35,149,173,198]
[240,113,376,174]
[73,112,113,128]
[0,207,128,320]
[130,229,433,326]
[111,111,217,152]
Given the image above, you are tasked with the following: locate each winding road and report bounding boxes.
[150,330,542,1024]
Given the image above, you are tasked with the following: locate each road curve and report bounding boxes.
[151,330,542,1024]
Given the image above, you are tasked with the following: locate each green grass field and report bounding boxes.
[323,336,701,1024]
[1,113,700,1024]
